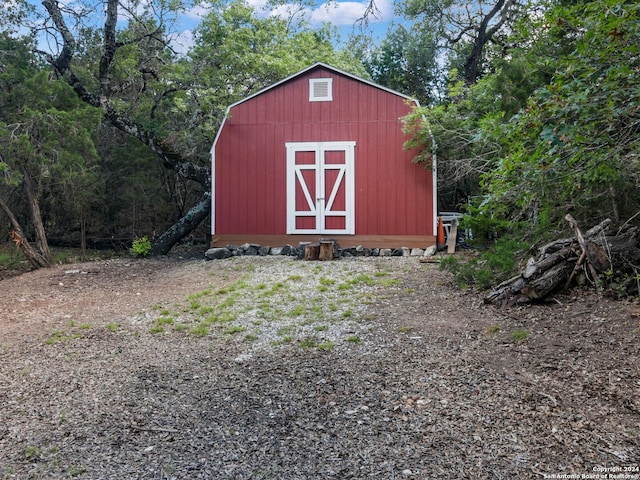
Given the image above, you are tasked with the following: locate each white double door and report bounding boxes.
[286,141,355,235]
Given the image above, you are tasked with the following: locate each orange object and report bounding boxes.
[437,216,445,246]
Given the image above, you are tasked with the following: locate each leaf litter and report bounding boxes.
[0,254,638,479]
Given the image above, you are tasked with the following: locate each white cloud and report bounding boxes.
[245,0,270,12]
[309,0,392,26]
[251,0,393,27]
[182,4,211,21]
[170,29,194,55]
[169,0,394,54]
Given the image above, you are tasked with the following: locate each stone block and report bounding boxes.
[205,248,232,260]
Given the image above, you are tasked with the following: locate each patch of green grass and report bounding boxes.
[45,330,81,345]
[317,341,334,351]
[1,466,16,476]
[0,251,22,266]
[219,296,236,309]
[228,279,250,291]
[173,324,189,332]
[200,314,217,325]
[190,324,209,337]
[156,316,174,326]
[244,333,258,342]
[289,304,306,317]
[310,304,323,314]
[298,337,317,348]
[346,335,361,343]
[23,445,41,461]
[511,329,528,342]
[319,277,336,286]
[217,312,237,323]
[277,325,295,336]
[398,326,413,333]
[350,273,374,285]
[342,309,353,318]
[78,323,91,330]
[485,324,501,334]
[198,306,215,315]
[53,250,72,263]
[68,465,86,477]
[223,325,247,335]
[106,322,120,333]
[263,282,287,296]
[313,325,329,331]
[287,274,303,282]
[378,278,400,288]
[148,325,165,334]
[317,285,329,292]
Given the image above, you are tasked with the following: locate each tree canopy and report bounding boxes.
[404,0,639,238]
[0,0,638,274]
[1,0,364,259]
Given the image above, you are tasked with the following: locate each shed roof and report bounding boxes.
[210,62,419,153]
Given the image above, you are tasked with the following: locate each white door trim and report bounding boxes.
[286,141,355,235]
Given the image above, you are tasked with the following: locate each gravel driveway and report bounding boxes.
[0,255,638,479]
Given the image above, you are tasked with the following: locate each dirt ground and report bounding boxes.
[0,252,638,479]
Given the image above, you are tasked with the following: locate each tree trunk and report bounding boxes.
[42,0,211,257]
[151,192,211,256]
[0,196,52,269]
[304,244,320,260]
[463,0,513,85]
[22,168,52,265]
[80,210,87,261]
[319,241,334,261]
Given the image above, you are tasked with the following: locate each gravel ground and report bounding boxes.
[0,255,638,479]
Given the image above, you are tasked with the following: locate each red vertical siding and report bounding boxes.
[214,65,434,237]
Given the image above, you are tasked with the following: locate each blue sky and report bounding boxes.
[169,0,397,54]
[18,0,396,56]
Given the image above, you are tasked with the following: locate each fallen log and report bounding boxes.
[484,216,640,306]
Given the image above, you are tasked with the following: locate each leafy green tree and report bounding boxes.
[402,0,596,217]
[401,0,529,85]
[0,34,102,266]
[28,0,362,255]
[482,0,640,234]
[404,71,508,212]
[181,0,367,160]
[363,23,440,104]
[37,0,213,255]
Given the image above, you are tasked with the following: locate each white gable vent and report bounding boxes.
[309,78,333,102]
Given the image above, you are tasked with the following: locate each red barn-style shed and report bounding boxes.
[210,63,437,249]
